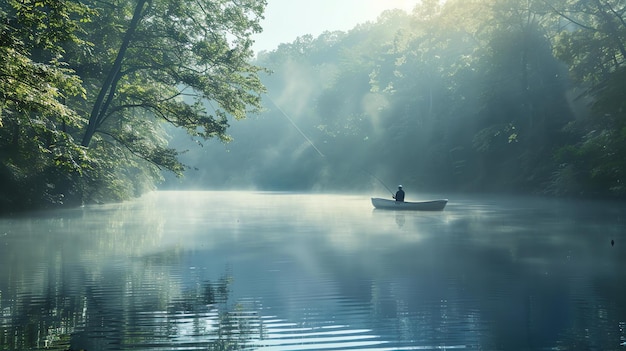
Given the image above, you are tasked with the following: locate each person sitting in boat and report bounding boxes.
[393,185,405,202]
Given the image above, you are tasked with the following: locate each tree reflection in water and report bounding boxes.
[0,198,261,351]
[0,267,262,350]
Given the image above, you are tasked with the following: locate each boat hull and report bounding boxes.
[371,197,448,211]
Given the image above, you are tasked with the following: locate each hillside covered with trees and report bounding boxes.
[169,0,626,199]
[2,0,625,212]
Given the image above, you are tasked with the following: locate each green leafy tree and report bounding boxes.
[470,0,573,191]
[550,0,626,196]
[1,0,267,210]
[551,0,626,84]
[74,0,267,171]
[0,0,93,210]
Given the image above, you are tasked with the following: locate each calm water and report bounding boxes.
[1,191,625,351]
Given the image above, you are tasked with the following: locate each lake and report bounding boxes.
[1,191,625,350]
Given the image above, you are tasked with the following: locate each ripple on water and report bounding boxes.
[3,192,625,350]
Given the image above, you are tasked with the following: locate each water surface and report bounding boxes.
[1,191,625,350]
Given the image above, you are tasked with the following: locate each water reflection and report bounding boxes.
[0,191,625,350]
[395,212,405,228]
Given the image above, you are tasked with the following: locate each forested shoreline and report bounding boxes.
[2,0,625,212]
[170,0,626,199]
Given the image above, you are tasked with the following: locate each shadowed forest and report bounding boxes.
[2,0,626,211]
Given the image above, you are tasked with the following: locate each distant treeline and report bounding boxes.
[168,0,626,198]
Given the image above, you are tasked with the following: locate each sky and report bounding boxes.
[252,0,422,52]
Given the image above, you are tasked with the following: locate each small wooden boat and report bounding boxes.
[371,197,448,211]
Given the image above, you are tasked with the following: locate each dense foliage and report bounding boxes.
[170,0,625,198]
[1,0,266,211]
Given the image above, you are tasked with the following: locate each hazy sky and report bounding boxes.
[253,0,421,52]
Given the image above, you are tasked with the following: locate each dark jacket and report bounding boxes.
[394,189,405,202]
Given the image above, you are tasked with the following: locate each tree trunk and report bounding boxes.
[81,0,148,147]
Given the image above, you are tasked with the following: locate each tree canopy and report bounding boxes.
[1,0,267,211]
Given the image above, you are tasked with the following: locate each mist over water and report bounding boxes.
[1,191,625,350]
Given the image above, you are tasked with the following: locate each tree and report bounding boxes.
[1,0,268,210]
[74,0,267,171]
[550,0,626,196]
[551,0,626,84]
[0,0,93,210]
